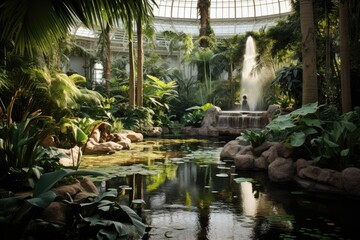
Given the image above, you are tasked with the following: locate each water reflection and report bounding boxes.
[83,138,359,240]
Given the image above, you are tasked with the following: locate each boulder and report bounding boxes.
[234,154,255,170]
[107,133,132,149]
[341,167,360,197]
[201,106,221,128]
[268,157,295,182]
[220,140,245,159]
[254,156,268,169]
[85,137,123,154]
[121,130,144,142]
[41,177,99,225]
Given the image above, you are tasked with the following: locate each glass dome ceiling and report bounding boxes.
[152,0,293,36]
[72,0,293,54]
[153,0,292,19]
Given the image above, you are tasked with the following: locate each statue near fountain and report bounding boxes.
[241,95,250,111]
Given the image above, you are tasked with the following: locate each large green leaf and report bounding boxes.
[290,102,319,116]
[302,118,322,128]
[27,191,57,209]
[266,114,296,131]
[289,131,306,147]
[33,169,106,197]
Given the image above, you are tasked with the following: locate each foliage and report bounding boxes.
[240,129,269,148]
[266,102,323,158]
[265,14,301,62]
[311,107,360,170]
[116,104,154,131]
[0,0,156,56]
[0,169,145,239]
[267,103,360,171]
[181,103,214,127]
[0,106,55,191]
[271,66,302,108]
[276,94,295,111]
[54,117,90,149]
[143,75,178,127]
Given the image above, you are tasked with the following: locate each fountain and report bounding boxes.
[240,36,261,111]
[181,36,276,137]
[214,36,269,135]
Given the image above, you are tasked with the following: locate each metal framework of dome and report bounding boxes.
[152,0,292,36]
[72,0,293,55]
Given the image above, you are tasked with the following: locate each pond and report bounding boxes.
[80,137,359,240]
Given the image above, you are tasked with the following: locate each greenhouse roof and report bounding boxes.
[151,0,293,36]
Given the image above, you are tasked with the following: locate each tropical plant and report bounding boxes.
[240,129,270,148]
[143,75,178,126]
[266,102,323,158]
[267,102,360,171]
[0,0,156,57]
[311,107,360,170]
[0,103,55,191]
[271,66,303,109]
[181,103,214,128]
[0,169,146,239]
[115,104,154,131]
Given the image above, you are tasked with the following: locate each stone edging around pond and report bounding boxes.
[220,139,360,199]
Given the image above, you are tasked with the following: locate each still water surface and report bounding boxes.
[81,137,359,240]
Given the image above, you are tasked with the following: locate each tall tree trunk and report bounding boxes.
[299,0,318,104]
[129,40,135,107]
[136,15,143,107]
[105,24,111,96]
[228,63,233,108]
[340,0,351,113]
[197,0,211,48]
[325,3,331,86]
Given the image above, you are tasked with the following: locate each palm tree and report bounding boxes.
[339,0,351,113]
[299,0,318,104]
[197,0,212,48]
[0,0,156,57]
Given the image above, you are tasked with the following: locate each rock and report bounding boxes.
[41,177,99,225]
[238,145,254,155]
[201,106,221,128]
[220,140,244,159]
[85,137,123,154]
[252,142,275,156]
[59,146,82,167]
[107,133,132,149]
[341,167,360,197]
[41,202,72,225]
[234,154,255,170]
[268,157,295,182]
[90,128,101,142]
[265,104,281,121]
[254,156,268,169]
[121,130,144,142]
[294,176,344,195]
[143,127,162,137]
[295,158,310,174]
[297,165,343,190]
[261,145,279,164]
